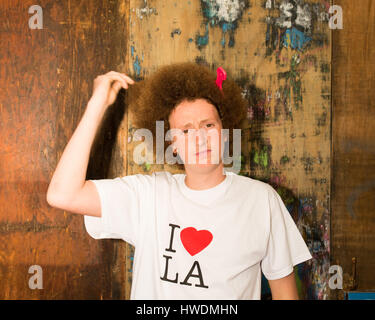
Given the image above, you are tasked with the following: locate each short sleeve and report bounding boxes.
[261,186,312,280]
[83,174,152,247]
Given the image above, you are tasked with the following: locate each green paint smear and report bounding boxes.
[142,162,151,172]
[276,187,295,206]
[253,146,269,168]
[280,155,289,164]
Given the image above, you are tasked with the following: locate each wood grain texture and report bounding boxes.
[331,0,375,298]
[0,0,130,299]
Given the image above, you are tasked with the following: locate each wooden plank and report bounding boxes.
[331,0,375,298]
[0,0,130,299]
[126,0,331,299]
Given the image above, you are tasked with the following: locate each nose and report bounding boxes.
[195,128,208,149]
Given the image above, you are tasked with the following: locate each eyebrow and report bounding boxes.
[182,119,216,128]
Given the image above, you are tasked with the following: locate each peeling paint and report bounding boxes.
[132,0,158,20]
[133,55,141,77]
[276,54,303,111]
[283,27,311,51]
[195,23,210,48]
[204,0,247,22]
[251,144,272,169]
[265,181,330,300]
[197,0,250,49]
[265,0,329,57]
[171,28,181,37]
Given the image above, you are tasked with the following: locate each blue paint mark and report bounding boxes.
[131,45,135,57]
[222,22,231,32]
[221,22,236,48]
[195,23,209,48]
[133,55,141,76]
[202,1,216,19]
[188,38,193,43]
[221,36,225,47]
[347,292,375,300]
[283,27,311,51]
[197,0,249,50]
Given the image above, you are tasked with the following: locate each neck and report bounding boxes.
[184,164,226,190]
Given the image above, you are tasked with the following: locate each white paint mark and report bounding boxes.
[204,0,247,23]
[295,3,312,31]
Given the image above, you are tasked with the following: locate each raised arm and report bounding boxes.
[46,71,134,217]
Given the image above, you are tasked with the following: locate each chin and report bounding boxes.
[184,158,223,171]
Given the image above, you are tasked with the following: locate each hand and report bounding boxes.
[89,71,135,110]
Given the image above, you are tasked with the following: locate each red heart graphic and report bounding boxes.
[180,227,213,256]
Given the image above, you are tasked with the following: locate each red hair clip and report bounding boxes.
[215,67,227,92]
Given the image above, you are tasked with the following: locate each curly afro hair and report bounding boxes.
[127,61,248,171]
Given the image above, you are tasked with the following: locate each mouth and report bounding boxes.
[196,149,211,156]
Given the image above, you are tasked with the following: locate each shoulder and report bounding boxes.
[229,172,275,196]
[125,170,183,185]
[121,172,154,182]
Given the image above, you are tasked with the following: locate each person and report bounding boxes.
[47,62,312,300]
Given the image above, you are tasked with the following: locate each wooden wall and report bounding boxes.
[2,0,371,300]
[0,0,130,299]
[125,0,331,300]
[330,0,375,298]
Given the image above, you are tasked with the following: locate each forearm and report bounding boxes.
[268,271,300,300]
[47,99,105,203]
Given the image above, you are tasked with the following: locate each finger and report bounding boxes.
[121,73,135,84]
[112,81,123,92]
[107,71,135,84]
[113,79,127,90]
[107,74,128,88]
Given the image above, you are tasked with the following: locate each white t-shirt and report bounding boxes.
[84,170,312,300]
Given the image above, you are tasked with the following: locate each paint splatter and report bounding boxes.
[197,0,250,49]
[276,54,303,111]
[265,0,329,57]
[280,155,290,165]
[283,27,311,51]
[251,143,272,170]
[297,195,330,299]
[195,23,210,48]
[133,55,141,77]
[132,0,158,20]
[171,28,181,38]
[266,182,330,299]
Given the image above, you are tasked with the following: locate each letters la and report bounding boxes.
[160,223,213,288]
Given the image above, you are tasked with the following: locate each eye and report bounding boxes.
[206,123,215,128]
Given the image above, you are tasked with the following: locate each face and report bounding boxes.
[168,99,225,170]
